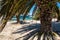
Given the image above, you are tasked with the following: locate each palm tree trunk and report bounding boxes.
[55,4,60,22]
[16,15,20,23]
[57,11,60,22]
[40,10,52,33]
[0,17,8,32]
[57,16,60,21]
[38,10,55,40]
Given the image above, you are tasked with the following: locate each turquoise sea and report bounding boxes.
[12,16,32,21]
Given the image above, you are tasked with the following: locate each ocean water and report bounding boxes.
[12,16,32,21]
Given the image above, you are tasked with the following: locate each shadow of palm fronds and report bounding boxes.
[52,22,60,35]
[12,23,40,40]
[11,21,30,24]
[12,22,60,40]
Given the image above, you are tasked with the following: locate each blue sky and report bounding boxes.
[57,2,60,8]
[29,4,36,15]
[29,2,60,16]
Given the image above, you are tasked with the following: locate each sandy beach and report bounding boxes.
[0,19,60,40]
[0,20,39,40]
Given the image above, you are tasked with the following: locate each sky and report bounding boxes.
[57,2,60,8]
[29,4,36,16]
[29,2,60,16]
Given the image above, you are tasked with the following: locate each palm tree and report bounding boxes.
[0,0,60,40]
[0,0,35,31]
[35,0,60,40]
[33,7,40,20]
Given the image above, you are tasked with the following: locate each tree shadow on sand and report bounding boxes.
[12,23,40,40]
[11,21,30,24]
[52,22,60,35]
[12,22,60,40]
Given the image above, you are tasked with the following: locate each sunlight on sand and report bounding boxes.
[0,19,60,40]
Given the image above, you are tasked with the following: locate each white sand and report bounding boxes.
[0,20,60,40]
[0,20,38,40]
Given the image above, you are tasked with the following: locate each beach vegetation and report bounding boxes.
[0,0,60,40]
